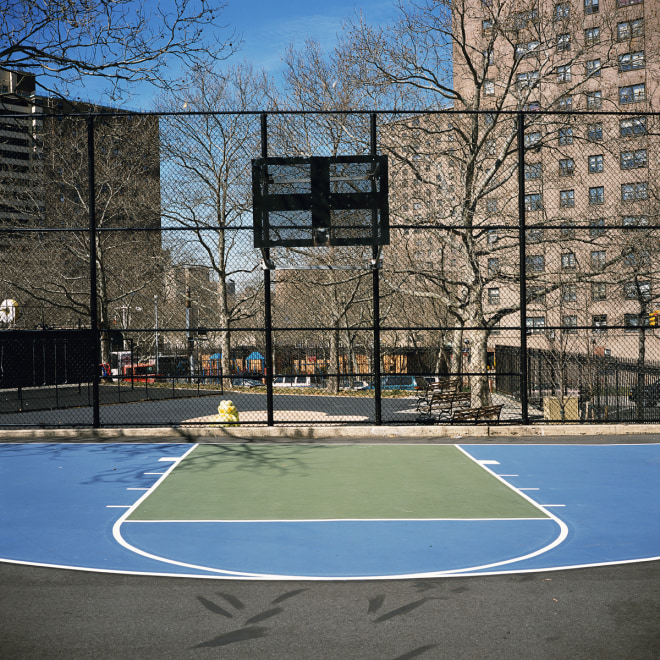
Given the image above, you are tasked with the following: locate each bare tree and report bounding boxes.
[1,0,238,99]
[342,0,659,406]
[0,112,163,360]
[157,62,273,385]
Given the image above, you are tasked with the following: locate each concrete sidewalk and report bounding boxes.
[0,422,659,442]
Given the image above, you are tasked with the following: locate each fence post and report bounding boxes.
[517,111,529,425]
[87,116,101,428]
[261,113,275,426]
[371,113,382,425]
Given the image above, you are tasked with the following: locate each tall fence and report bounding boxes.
[0,108,659,427]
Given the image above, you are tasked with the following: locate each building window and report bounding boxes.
[525,162,542,180]
[590,219,605,237]
[585,27,600,46]
[620,83,645,105]
[555,2,570,19]
[617,19,643,41]
[526,316,546,334]
[617,0,642,6]
[513,9,539,28]
[488,288,500,305]
[524,101,541,112]
[526,255,545,272]
[557,34,571,52]
[516,71,539,89]
[525,193,543,211]
[558,128,573,145]
[563,285,577,302]
[488,257,500,275]
[584,0,599,13]
[558,95,573,111]
[592,282,607,301]
[588,123,603,141]
[624,314,650,332]
[561,222,575,239]
[561,252,576,270]
[515,41,539,59]
[557,64,572,81]
[619,51,645,72]
[528,286,546,304]
[624,281,651,300]
[589,186,604,205]
[588,154,604,173]
[591,250,606,270]
[620,116,647,136]
[527,227,543,243]
[563,315,578,334]
[620,149,647,169]
[621,182,648,201]
[559,158,574,176]
[482,19,493,33]
[525,131,541,147]
[622,215,649,230]
[624,248,650,267]
[586,59,601,77]
[491,321,501,335]
[485,80,495,96]
[560,189,574,207]
[487,229,498,245]
[486,198,498,213]
[586,91,602,109]
[592,315,607,334]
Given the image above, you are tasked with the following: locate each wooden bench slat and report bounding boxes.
[450,404,503,424]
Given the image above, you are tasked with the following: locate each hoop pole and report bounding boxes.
[261,113,275,425]
[371,113,382,424]
[88,116,100,428]
[517,111,529,425]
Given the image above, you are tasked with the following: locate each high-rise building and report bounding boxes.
[0,68,163,333]
[447,0,659,362]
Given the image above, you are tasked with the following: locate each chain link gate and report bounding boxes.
[0,109,658,427]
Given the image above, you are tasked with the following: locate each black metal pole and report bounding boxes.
[517,111,529,425]
[261,113,275,426]
[88,116,101,428]
[371,113,382,425]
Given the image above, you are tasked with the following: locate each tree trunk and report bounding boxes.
[328,327,340,394]
[469,327,492,406]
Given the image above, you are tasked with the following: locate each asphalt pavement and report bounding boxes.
[1,558,658,659]
[1,428,659,659]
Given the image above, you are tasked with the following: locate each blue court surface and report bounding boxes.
[0,442,659,580]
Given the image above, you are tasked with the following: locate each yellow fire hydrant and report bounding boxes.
[215,399,240,426]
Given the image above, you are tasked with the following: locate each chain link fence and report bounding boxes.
[0,108,658,427]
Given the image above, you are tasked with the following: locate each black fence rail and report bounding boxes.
[0,108,659,427]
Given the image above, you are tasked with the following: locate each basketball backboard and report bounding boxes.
[252,155,389,249]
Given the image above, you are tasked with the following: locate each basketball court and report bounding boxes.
[1,441,658,580]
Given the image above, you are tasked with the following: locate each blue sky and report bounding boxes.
[222,0,398,75]
[36,0,400,109]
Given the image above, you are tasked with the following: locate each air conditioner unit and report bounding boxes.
[543,395,579,421]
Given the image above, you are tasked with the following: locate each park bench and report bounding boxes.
[449,404,503,424]
[419,391,472,420]
[415,377,461,411]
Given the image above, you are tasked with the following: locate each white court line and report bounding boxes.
[158,457,179,462]
[478,460,500,465]
[498,474,519,477]
[123,517,553,524]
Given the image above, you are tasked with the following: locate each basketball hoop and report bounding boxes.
[252,155,389,251]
